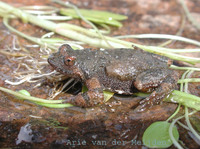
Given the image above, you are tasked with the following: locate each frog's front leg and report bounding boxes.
[63,77,104,107]
[134,69,179,111]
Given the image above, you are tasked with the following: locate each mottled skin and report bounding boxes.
[48,44,179,110]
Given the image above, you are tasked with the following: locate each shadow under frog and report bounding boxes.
[48,44,179,111]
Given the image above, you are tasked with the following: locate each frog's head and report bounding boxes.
[48,44,85,80]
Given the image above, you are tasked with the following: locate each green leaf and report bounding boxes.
[81,85,88,93]
[79,16,123,27]
[103,90,114,102]
[60,8,127,27]
[164,90,200,110]
[17,89,31,100]
[18,89,31,97]
[60,8,127,20]
[142,121,179,148]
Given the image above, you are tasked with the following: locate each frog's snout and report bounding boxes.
[47,54,57,68]
[47,55,53,64]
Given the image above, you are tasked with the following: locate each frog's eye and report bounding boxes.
[64,56,76,66]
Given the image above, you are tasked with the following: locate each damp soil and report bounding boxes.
[0,0,200,148]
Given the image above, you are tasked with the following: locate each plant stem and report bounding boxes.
[116,34,200,47]
[3,17,58,50]
[0,87,63,104]
[178,78,200,83]
[185,107,200,141]
[35,102,74,108]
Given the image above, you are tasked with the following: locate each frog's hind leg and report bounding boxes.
[134,69,179,112]
[63,77,104,108]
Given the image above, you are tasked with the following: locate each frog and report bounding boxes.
[48,44,179,110]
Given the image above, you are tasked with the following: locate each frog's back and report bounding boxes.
[74,48,169,78]
[96,48,169,94]
[96,48,169,73]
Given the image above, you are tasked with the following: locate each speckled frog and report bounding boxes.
[48,44,179,109]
